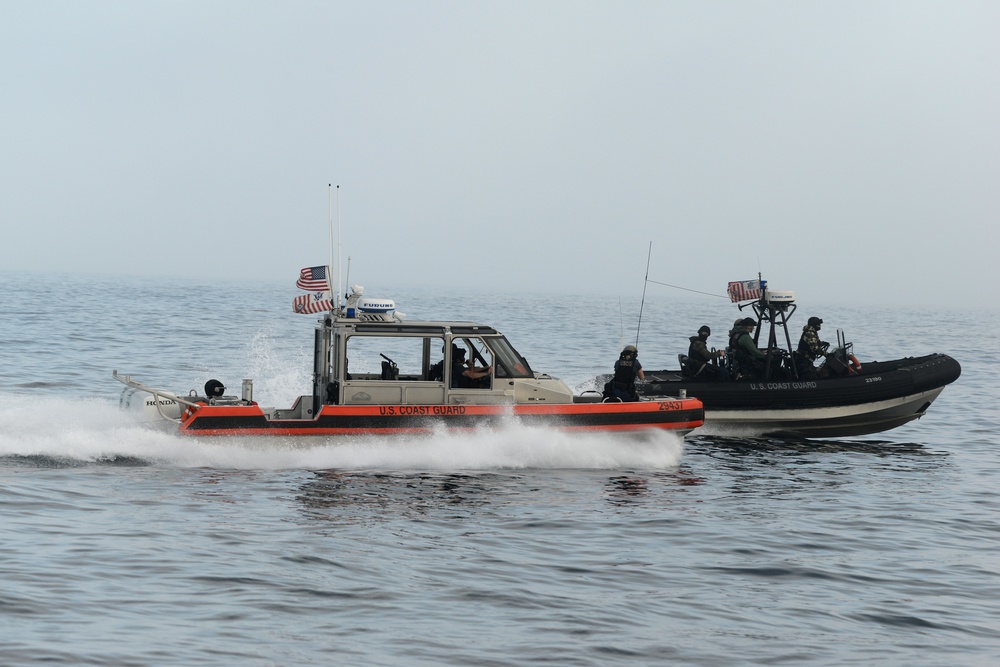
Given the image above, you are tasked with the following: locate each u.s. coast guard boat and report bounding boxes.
[600,283,960,438]
[116,287,703,437]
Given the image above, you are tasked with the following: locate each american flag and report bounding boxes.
[727,279,762,303]
[293,292,333,314]
[296,265,329,291]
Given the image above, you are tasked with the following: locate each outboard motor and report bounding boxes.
[119,386,182,422]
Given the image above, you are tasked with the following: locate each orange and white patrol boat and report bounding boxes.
[115,287,703,437]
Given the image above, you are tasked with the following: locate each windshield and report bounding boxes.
[486,336,534,378]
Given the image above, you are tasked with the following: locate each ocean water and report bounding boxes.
[1,271,998,666]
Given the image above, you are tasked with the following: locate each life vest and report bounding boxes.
[732,332,760,376]
[614,356,637,385]
[606,355,640,401]
[797,326,822,360]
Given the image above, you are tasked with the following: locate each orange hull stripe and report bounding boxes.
[179,420,704,437]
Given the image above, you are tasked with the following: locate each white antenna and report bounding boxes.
[327,184,335,307]
[336,185,343,311]
[345,256,352,297]
[618,296,624,348]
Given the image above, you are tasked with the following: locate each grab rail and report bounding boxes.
[112,370,201,423]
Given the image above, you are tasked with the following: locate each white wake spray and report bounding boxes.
[0,393,683,471]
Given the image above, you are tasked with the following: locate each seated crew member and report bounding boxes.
[795,316,829,379]
[608,345,644,401]
[731,317,768,378]
[726,318,745,352]
[450,344,492,388]
[686,325,727,379]
[428,345,446,381]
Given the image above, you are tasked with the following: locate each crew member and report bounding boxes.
[795,316,829,378]
[608,345,644,401]
[732,317,768,378]
[686,325,726,379]
[450,344,492,388]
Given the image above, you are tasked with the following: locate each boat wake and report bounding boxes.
[0,393,684,471]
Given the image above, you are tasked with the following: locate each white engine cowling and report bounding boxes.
[120,387,183,422]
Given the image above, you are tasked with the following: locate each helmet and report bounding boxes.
[622,345,637,355]
[808,316,823,327]
[698,325,711,336]
[741,317,756,327]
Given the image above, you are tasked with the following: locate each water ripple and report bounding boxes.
[0,274,997,666]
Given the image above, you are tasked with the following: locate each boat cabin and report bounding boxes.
[297,306,582,416]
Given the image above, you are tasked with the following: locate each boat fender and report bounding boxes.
[848,355,862,374]
[205,379,225,398]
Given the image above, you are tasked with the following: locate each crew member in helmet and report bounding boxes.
[608,345,644,401]
[795,316,829,378]
[686,325,727,379]
[731,317,768,378]
[727,318,745,349]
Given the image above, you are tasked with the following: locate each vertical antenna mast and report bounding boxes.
[327,184,335,309]
[336,185,343,311]
[635,241,652,347]
[618,297,624,348]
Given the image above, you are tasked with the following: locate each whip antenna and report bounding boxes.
[618,296,624,348]
[345,256,352,298]
[336,185,342,311]
[635,241,652,347]
[326,184,338,311]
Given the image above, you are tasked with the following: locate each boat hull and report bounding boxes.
[696,387,945,438]
[177,398,705,437]
[635,353,960,438]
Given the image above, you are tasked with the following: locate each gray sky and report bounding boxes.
[3,1,997,309]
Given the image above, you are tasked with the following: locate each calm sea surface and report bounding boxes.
[2,272,998,666]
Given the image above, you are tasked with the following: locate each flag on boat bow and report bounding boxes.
[293,291,333,314]
[727,279,762,303]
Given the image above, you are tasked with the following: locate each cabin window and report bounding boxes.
[344,335,444,382]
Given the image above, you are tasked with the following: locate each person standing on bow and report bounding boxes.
[795,316,829,378]
[608,345,644,401]
[686,325,727,379]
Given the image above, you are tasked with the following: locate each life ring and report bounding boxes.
[848,354,862,374]
[182,401,206,421]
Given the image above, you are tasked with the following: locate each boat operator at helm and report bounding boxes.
[686,325,727,380]
[450,343,492,388]
[730,317,768,379]
[607,345,644,401]
[794,316,829,378]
